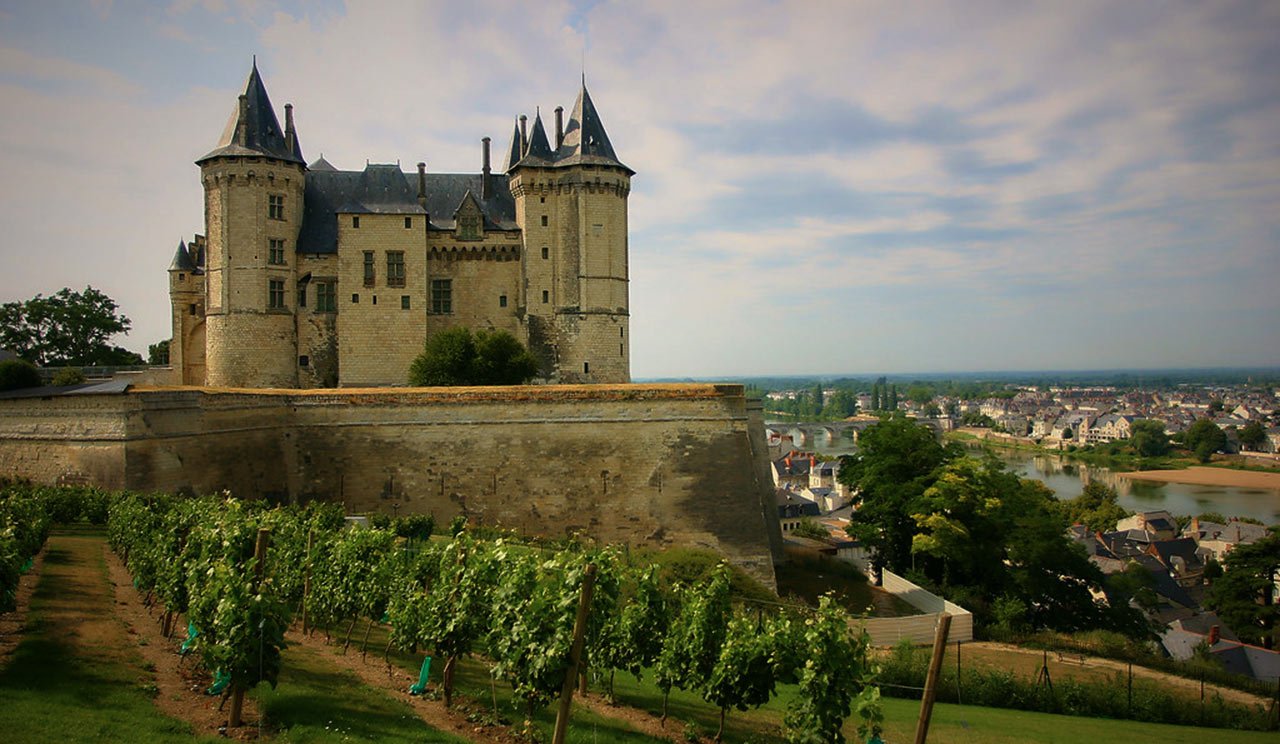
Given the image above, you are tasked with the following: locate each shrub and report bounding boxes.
[51,367,87,386]
[0,359,41,391]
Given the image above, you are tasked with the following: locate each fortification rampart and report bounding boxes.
[0,384,782,587]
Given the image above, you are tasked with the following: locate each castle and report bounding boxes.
[169,63,632,388]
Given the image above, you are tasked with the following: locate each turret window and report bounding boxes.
[499,294,507,308]
[542,290,549,304]
[541,246,549,259]
[268,279,286,309]
[431,279,452,314]
[387,251,405,287]
[541,215,548,227]
[268,239,286,265]
[268,195,285,221]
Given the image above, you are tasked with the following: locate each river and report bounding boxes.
[785,425,1280,524]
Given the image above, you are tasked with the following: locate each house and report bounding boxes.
[1116,511,1178,541]
[1185,517,1270,562]
[1162,619,1280,681]
[1146,537,1204,587]
[776,490,820,535]
[771,451,817,490]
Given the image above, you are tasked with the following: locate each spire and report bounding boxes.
[169,239,195,271]
[556,82,630,173]
[197,61,304,164]
[524,111,554,162]
[502,119,523,172]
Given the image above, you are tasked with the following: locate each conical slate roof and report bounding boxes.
[168,239,195,271]
[197,61,304,164]
[502,120,523,173]
[522,111,555,164]
[554,83,630,173]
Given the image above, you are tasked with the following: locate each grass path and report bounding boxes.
[0,530,215,743]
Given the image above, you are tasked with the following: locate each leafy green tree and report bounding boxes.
[888,384,899,411]
[1206,529,1280,649]
[1184,418,1227,462]
[839,414,957,574]
[1238,421,1266,451]
[1129,419,1170,457]
[408,327,538,386]
[0,359,41,391]
[0,287,132,366]
[51,367,86,386]
[826,389,857,418]
[148,339,170,365]
[1057,481,1131,532]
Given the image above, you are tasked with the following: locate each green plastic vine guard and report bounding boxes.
[408,656,432,695]
[179,622,199,655]
[206,669,231,696]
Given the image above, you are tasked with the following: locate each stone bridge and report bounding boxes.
[765,418,946,450]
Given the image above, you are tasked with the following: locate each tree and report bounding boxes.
[887,385,899,411]
[1238,421,1266,451]
[1129,419,1170,457]
[0,287,132,366]
[408,327,538,386]
[0,359,41,391]
[51,367,86,386]
[1184,418,1227,463]
[1057,481,1131,533]
[839,414,957,574]
[1206,529,1279,649]
[148,339,170,366]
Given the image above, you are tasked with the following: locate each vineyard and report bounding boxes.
[3,483,883,743]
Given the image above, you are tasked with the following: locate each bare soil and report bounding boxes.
[953,641,1271,708]
[0,545,45,668]
[103,543,264,740]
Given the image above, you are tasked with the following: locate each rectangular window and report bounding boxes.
[541,215,548,227]
[352,215,361,228]
[431,279,452,314]
[268,194,284,220]
[299,355,309,367]
[363,251,375,286]
[351,293,359,304]
[499,294,507,308]
[387,251,405,287]
[189,303,197,316]
[268,238,286,265]
[268,279,285,309]
[316,282,337,312]
[404,216,412,229]
[542,289,549,304]
[401,295,411,310]
[297,284,307,307]
[541,246,549,259]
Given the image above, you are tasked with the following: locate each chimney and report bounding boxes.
[481,137,492,199]
[1208,625,1220,645]
[236,94,249,144]
[284,103,296,153]
[519,114,528,155]
[417,162,427,209]
[555,106,564,148]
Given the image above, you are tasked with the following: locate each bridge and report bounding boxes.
[764,417,947,450]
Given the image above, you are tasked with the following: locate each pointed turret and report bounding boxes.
[556,83,630,173]
[168,239,195,271]
[523,111,555,163]
[502,120,523,172]
[197,61,304,164]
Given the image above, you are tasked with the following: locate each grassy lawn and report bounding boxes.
[0,531,218,743]
[253,641,469,743]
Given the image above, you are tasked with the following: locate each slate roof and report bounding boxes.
[505,83,633,175]
[296,164,517,254]
[168,239,196,271]
[198,61,304,165]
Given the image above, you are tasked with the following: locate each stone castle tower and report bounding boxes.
[171,62,632,388]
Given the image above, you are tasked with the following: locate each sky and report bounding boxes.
[0,0,1277,378]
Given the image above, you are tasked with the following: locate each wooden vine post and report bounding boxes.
[552,563,597,744]
[229,528,271,728]
[300,529,313,634]
[913,613,952,744]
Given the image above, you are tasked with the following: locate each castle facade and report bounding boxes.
[170,63,632,388]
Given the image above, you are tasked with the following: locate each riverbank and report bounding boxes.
[1117,466,1280,491]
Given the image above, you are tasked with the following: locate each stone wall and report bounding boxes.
[0,383,782,587]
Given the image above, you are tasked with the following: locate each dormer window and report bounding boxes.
[458,215,481,240]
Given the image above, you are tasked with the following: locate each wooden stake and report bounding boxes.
[552,563,597,744]
[913,613,952,744]
[300,530,313,634]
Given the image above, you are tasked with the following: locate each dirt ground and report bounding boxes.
[951,642,1272,708]
[1117,466,1280,490]
[0,546,45,668]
